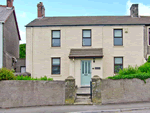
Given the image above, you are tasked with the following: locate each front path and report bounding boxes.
[1,102,150,113]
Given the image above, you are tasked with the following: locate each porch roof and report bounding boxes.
[69,48,103,59]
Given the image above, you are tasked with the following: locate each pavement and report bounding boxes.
[1,102,150,113]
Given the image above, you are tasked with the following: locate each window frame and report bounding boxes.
[82,29,92,46]
[114,57,123,74]
[51,30,61,47]
[114,29,123,46]
[51,57,61,75]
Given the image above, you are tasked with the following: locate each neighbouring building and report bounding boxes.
[0,0,21,70]
[26,2,150,87]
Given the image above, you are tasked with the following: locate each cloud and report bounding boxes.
[19,30,26,44]
[19,12,26,18]
[126,0,150,16]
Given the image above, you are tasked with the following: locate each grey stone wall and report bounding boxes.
[101,78,150,104]
[0,80,65,108]
[65,76,77,104]
[3,12,19,69]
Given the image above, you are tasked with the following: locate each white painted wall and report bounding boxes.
[0,23,3,68]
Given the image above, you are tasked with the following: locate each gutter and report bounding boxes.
[0,22,4,68]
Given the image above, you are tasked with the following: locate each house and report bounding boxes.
[26,2,150,87]
[0,0,21,70]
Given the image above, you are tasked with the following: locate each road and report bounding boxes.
[1,102,150,113]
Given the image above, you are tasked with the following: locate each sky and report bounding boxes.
[1,0,150,44]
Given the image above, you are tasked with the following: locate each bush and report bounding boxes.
[0,68,53,81]
[15,75,53,81]
[117,65,140,75]
[0,68,16,80]
[138,62,150,73]
[147,56,150,63]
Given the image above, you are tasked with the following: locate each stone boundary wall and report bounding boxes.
[0,80,65,108]
[101,78,150,104]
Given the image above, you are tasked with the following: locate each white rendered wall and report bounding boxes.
[0,23,3,68]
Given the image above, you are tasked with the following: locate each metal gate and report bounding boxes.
[90,81,92,102]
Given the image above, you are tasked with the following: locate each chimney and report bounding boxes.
[130,4,139,17]
[37,2,45,18]
[7,0,14,7]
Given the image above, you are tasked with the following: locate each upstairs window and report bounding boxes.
[114,29,123,46]
[114,57,123,73]
[52,30,60,47]
[52,58,60,74]
[82,30,91,46]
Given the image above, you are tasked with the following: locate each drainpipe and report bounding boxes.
[0,22,4,68]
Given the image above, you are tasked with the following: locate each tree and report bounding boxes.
[19,44,26,58]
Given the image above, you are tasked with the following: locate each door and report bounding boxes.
[81,60,91,86]
[21,66,26,73]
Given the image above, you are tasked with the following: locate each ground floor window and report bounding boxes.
[52,58,60,74]
[114,57,123,73]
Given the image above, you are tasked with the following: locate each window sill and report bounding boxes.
[51,74,62,77]
[50,47,61,49]
[113,46,124,47]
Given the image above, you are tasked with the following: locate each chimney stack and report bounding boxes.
[7,0,14,7]
[37,2,45,18]
[130,4,139,17]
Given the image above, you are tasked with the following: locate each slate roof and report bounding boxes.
[26,16,150,27]
[0,6,21,40]
[69,48,103,58]
[0,6,13,22]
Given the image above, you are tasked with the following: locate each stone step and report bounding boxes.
[75,98,91,102]
[76,96,90,99]
[74,99,93,105]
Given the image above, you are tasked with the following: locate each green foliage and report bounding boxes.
[15,75,53,81]
[138,62,150,73]
[0,68,53,81]
[147,56,150,63]
[0,68,16,80]
[19,44,26,58]
[108,63,150,83]
[118,65,140,75]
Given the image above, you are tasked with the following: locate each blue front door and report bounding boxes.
[81,60,91,86]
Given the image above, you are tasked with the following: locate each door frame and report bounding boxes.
[81,60,92,87]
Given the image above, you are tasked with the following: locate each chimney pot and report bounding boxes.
[130,4,139,17]
[37,2,45,18]
[7,0,14,7]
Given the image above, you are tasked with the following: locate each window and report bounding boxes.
[114,57,123,73]
[52,30,60,47]
[149,28,150,45]
[114,29,123,46]
[82,30,91,46]
[52,58,60,74]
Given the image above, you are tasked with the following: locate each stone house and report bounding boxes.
[0,0,21,70]
[26,2,150,87]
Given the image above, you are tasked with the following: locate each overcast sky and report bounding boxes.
[1,0,150,44]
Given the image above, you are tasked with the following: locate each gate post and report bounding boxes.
[91,75,102,104]
[65,76,77,104]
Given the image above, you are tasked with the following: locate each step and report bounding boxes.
[76,96,90,99]
[75,98,91,103]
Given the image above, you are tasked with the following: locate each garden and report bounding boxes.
[108,56,150,83]
[0,68,53,81]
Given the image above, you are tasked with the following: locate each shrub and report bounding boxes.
[0,68,16,80]
[117,65,140,75]
[15,75,53,81]
[147,56,150,63]
[138,62,150,73]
